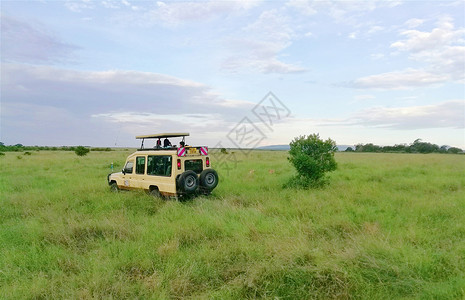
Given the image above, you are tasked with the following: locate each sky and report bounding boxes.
[1,0,464,149]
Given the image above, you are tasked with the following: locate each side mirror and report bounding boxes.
[122,169,126,175]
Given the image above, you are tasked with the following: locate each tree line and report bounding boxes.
[345,139,463,154]
[0,143,112,152]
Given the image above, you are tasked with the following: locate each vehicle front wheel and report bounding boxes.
[110,182,119,192]
[150,188,161,198]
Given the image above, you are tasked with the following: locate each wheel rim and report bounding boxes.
[205,173,215,185]
[186,175,195,188]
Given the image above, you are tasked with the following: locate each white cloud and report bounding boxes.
[285,0,318,15]
[353,16,465,89]
[310,100,463,131]
[287,1,401,21]
[254,102,464,147]
[222,9,306,74]
[349,100,465,129]
[64,1,95,12]
[63,0,258,26]
[367,25,384,35]
[391,17,464,52]
[1,64,254,145]
[146,0,259,27]
[348,31,358,39]
[354,94,376,101]
[353,68,449,89]
[370,53,385,60]
[2,63,252,116]
[404,18,424,28]
[92,112,226,129]
[0,15,79,64]
[391,17,465,82]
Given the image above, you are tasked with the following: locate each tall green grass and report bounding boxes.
[1,150,464,299]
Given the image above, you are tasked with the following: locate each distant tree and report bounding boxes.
[354,143,381,152]
[220,148,228,154]
[287,134,337,188]
[447,147,462,154]
[365,143,381,152]
[409,138,439,153]
[439,145,448,153]
[74,146,90,156]
[393,144,407,152]
[345,147,354,152]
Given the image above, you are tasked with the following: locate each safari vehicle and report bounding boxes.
[107,133,218,198]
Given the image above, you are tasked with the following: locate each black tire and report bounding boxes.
[177,170,199,194]
[199,169,218,190]
[150,188,161,198]
[110,182,118,192]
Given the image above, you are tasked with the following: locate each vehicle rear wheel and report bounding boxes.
[110,182,118,192]
[177,170,199,194]
[200,169,218,190]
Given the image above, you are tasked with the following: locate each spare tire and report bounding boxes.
[177,170,199,194]
[199,169,219,190]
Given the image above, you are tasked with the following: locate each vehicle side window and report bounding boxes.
[185,159,203,174]
[147,155,172,177]
[136,156,145,175]
[124,161,134,174]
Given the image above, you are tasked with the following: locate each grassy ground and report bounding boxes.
[1,150,464,299]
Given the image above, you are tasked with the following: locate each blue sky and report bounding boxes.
[1,0,464,148]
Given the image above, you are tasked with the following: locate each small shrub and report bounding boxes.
[220,148,228,154]
[75,146,90,157]
[287,133,337,188]
[24,151,32,155]
[0,152,5,156]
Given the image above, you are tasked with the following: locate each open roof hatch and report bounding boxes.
[136,133,189,150]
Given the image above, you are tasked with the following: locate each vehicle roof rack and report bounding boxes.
[136,133,189,139]
[136,133,189,150]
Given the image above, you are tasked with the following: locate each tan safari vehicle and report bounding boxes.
[107,133,218,198]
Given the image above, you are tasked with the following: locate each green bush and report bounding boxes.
[287,134,337,188]
[74,146,90,157]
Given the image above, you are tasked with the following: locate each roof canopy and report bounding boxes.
[136,133,189,139]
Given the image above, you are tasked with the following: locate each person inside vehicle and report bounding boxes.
[179,141,185,148]
[156,138,162,148]
[163,138,172,148]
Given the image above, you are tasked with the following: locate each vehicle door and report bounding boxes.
[147,155,175,192]
[121,159,135,189]
[133,156,147,189]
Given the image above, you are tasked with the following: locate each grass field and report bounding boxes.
[1,150,464,299]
